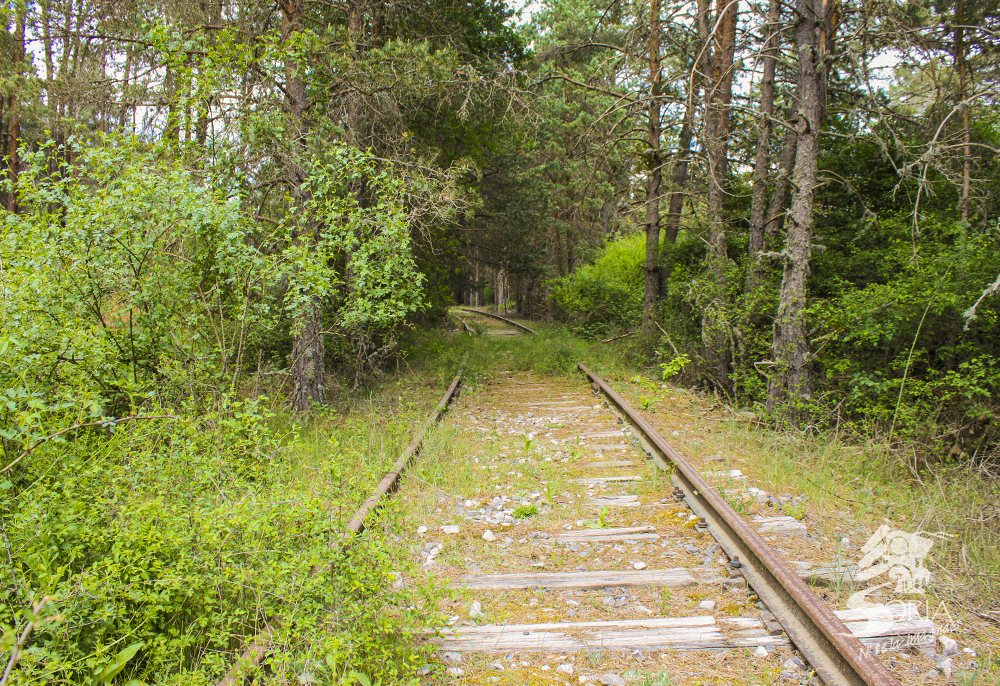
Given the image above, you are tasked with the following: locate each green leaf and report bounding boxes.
[96,642,144,682]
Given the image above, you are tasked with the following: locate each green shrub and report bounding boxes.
[0,403,432,685]
[550,234,644,337]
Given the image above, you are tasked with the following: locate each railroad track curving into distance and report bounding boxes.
[220,314,935,686]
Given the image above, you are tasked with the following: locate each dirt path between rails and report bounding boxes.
[399,369,945,686]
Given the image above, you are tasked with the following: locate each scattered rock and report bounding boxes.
[470,600,484,619]
[442,525,460,535]
[556,663,574,675]
[633,561,647,570]
[445,666,465,676]
[935,656,953,678]
[963,648,977,657]
[634,604,654,614]
[780,670,799,681]
[417,526,427,535]
[752,646,769,659]
[920,669,940,680]
[418,664,431,675]
[442,651,463,664]
[698,600,716,611]
[488,661,504,671]
[599,673,626,686]
[938,635,958,656]
[482,529,497,542]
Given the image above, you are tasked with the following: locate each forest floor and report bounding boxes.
[386,324,1000,686]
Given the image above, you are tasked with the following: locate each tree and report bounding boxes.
[767,0,840,416]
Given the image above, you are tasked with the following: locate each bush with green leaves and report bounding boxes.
[0,401,433,685]
[0,138,444,684]
[549,234,645,338]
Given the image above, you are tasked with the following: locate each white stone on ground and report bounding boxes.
[442,525,460,534]
[482,529,496,542]
[633,561,647,570]
[417,526,427,535]
[938,635,958,656]
[698,600,716,610]
[557,663,574,675]
[752,646,769,659]
[470,600,484,619]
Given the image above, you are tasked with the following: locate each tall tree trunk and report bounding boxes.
[283,0,326,412]
[767,0,834,419]
[663,77,699,246]
[746,0,782,297]
[700,0,737,388]
[955,0,971,222]
[4,5,24,213]
[643,0,663,332]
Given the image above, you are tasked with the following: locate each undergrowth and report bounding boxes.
[0,398,436,685]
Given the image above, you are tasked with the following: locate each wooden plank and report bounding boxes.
[572,475,643,485]
[435,629,729,652]
[454,567,702,591]
[533,406,594,412]
[753,515,807,537]
[527,400,588,406]
[434,605,938,653]
[439,616,716,634]
[582,460,635,468]
[588,495,640,507]
[554,525,654,537]
[556,532,659,543]
[786,560,860,584]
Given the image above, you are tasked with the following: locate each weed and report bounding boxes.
[783,501,808,521]
[513,504,539,519]
[584,648,606,668]
[624,670,675,686]
[584,506,611,529]
[522,434,536,457]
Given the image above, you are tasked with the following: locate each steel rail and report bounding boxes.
[450,313,475,335]
[458,307,538,334]
[345,365,464,536]
[578,364,900,686]
[216,365,464,686]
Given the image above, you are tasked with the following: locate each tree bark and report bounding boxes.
[767,0,834,419]
[663,77,698,246]
[955,0,971,222]
[746,0,781,297]
[282,0,326,412]
[700,0,737,388]
[643,0,664,332]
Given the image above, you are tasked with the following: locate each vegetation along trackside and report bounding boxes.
[1,0,998,683]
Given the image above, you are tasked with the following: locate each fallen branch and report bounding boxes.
[594,331,635,346]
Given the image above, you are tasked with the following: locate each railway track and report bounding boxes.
[223,314,940,685]
[451,307,538,336]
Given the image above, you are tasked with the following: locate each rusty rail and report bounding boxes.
[578,364,900,686]
[345,365,464,536]
[216,365,464,685]
[458,307,537,334]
